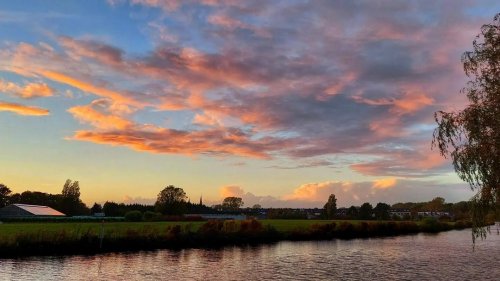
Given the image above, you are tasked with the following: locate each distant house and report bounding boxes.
[0,204,66,218]
[417,211,451,218]
[185,214,247,220]
[389,209,411,218]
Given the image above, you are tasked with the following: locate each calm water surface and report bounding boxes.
[1,229,499,281]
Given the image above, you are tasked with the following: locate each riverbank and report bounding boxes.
[0,219,471,258]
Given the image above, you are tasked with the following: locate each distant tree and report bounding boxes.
[252,204,262,209]
[267,208,308,219]
[323,194,337,219]
[374,202,391,220]
[425,197,445,212]
[59,179,88,216]
[62,179,80,199]
[90,203,103,214]
[124,210,143,222]
[359,203,373,220]
[13,191,59,207]
[155,185,187,215]
[0,183,12,208]
[103,201,125,216]
[221,197,244,211]
[347,205,359,219]
[433,13,500,240]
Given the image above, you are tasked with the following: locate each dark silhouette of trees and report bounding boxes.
[347,205,359,219]
[0,183,12,208]
[267,208,308,219]
[425,197,445,212]
[252,204,262,209]
[9,191,60,207]
[90,203,103,215]
[374,202,391,220]
[221,197,244,211]
[59,179,88,216]
[359,203,373,220]
[323,194,337,219]
[433,13,500,240]
[155,185,187,215]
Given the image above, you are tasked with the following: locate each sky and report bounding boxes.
[0,0,498,208]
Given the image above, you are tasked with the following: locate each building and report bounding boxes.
[389,209,412,218]
[0,204,66,218]
[185,214,247,220]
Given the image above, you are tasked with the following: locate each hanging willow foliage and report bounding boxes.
[433,13,500,242]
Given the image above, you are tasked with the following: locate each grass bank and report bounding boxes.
[0,219,471,258]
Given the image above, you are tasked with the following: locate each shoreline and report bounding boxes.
[0,219,472,258]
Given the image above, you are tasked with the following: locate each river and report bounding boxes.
[0,229,499,280]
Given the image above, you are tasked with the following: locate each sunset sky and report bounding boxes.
[1,1,498,208]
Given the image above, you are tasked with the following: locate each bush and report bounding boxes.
[124,210,143,222]
[143,211,161,221]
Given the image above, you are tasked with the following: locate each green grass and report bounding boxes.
[0,220,372,240]
[0,221,205,241]
[0,219,469,257]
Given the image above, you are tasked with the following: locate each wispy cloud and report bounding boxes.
[0,79,54,99]
[0,101,49,116]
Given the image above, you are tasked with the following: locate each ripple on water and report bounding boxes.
[0,229,499,281]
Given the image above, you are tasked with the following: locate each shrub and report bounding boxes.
[124,210,143,222]
[143,211,161,221]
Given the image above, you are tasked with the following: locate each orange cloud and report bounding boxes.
[283,181,352,202]
[39,71,141,106]
[68,102,133,130]
[193,112,221,126]
[219,185,245,198]
[0,101,49,116]
[0,80,54,99]
[372,178,397,189]
[392,92,434,114]
[69,125,292,159]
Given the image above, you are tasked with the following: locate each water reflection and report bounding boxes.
[0,229,498,281]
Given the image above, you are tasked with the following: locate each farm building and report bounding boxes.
[0,204,65,218]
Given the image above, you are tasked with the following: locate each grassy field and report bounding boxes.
[0,219,468,257]
[0,219,363,240]
[0,221,204,241]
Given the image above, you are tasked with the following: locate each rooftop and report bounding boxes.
[13,204,65,216]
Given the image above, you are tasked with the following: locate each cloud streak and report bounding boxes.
[0,101,49,116]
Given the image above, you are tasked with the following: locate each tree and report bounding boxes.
[374,202,391,220]
[425,197,445,212]
[359,203,373,220]
[221,197,244,211]
[155,185,187,215]
[62,179,80,199]
[433,13,499,240]
[252,204,262,209]
[0,183,12,208]
[347,205,359,219]
[323,194,337,219]
[90,203,103,214]
[59,179,88,216]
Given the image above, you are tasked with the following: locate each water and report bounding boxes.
[0,229,498,281]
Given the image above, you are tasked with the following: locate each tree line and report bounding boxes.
[0,181,481,221]
[322,194,476,221]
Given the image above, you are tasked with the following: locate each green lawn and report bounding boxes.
[0,221,205,241]
[0,219,367,240]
